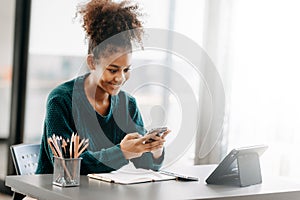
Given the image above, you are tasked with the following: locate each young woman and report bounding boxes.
[36,0,170,175]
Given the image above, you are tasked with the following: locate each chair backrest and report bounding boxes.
[10,143,41,175]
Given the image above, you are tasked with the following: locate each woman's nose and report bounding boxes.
[114,72,125,82]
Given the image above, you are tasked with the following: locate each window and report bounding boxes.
[24,0,87,143]
[227,0,300,178]
[0,0,15,179]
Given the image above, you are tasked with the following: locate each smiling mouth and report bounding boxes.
[109,83,122,89]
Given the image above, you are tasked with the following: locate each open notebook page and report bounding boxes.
[88,162,175,184]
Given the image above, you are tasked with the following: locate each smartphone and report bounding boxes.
[144,127,167,143]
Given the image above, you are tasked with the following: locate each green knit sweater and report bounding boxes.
[36,74,163,175]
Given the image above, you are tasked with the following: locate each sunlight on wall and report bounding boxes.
[227,0,300,178]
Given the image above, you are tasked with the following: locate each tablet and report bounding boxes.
[206,144,268,186]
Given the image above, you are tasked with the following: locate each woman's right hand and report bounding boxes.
[120,132,165,160]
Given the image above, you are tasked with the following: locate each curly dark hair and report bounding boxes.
[77,0,144,58]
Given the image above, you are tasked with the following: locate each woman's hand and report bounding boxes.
[120,132,169,160]
[120,133,143,160]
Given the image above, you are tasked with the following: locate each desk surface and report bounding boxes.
[5,165,300,200]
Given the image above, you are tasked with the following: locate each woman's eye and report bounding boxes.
[124,68,131,73]
[108,69,117,73]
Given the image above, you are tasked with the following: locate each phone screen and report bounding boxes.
[145,127,167,143]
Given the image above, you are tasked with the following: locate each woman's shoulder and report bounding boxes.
[49,79,75,97]
[47,77,80,105]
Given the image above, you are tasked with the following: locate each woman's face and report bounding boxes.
[94,53,132,96]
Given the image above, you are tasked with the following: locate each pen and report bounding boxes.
[74,133,78,158]
[78,138,85,149]
[66,138,70,158]
[62,138,67,157]
[70,133,74,158]
[47,138,59,157]
[77,142,89,158]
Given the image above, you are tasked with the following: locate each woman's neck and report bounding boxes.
[84,74,110,116]
[84,74,109,100]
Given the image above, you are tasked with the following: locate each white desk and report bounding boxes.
[5,165,300,200]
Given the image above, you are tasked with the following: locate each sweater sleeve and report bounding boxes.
[79,145,129,174]
[36,93,75,174]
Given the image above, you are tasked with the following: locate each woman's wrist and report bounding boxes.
[151,147,163,159]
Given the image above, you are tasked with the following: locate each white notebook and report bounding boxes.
[87,163,175,185]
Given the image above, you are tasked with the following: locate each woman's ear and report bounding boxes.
[87,54,96,70]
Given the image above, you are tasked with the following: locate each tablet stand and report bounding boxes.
[206,145,267,187]
[206,152,262,187]
[237,153,262,187]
